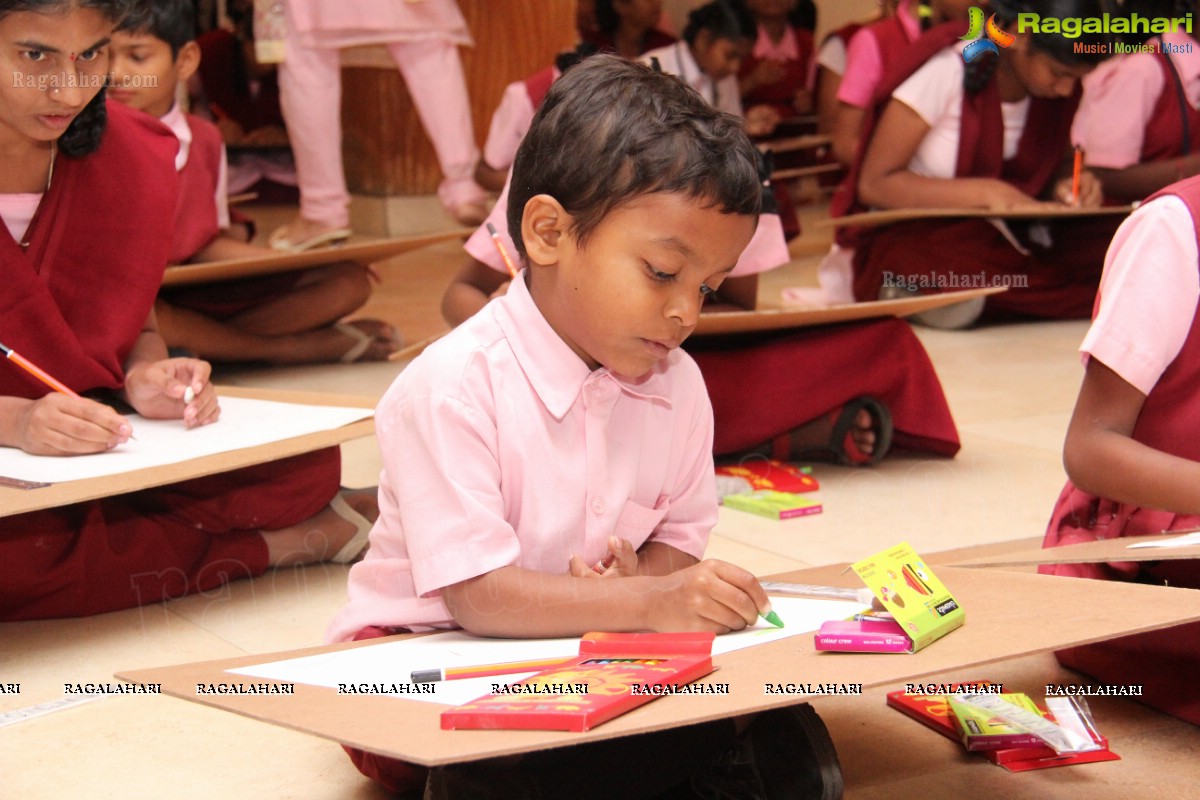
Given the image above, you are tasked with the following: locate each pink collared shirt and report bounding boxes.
[1072,31,1200,169]
[326,276,717,642]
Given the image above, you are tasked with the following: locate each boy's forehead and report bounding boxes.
[111,30,166,49]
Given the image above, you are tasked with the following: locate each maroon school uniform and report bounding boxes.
[0,101,340,621]
[689,319,959,458]
[161,112,299,318]
[1042,176,1200,725]
[836,23,1118,320]
[1141,48,1200,162]
[739,24,815,118]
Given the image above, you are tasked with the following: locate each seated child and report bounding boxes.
[473,44,597,194]
[831,0,974,165]
[847,0,1118,324]
[1071,0,1200,204]
[583,0,676,60]
[108,0,399,365]
[327,55,843,797]
[0,0,373,621]
[1043,173,1200,725]
[739,0,816,121]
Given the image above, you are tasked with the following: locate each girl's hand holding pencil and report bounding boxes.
[9,393,134,456]
[122,358,220,429]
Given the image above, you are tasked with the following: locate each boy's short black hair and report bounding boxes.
[507,54,761,262]
[117,0,195,56]
[681,0,756,45]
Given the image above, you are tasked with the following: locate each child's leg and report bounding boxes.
[223,263,371,335]
[385,39,486,219]
[277,25,350,231]
[155,298,397,365]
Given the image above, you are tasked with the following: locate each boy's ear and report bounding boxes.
[174,41,201,84]
[521,194,571,267]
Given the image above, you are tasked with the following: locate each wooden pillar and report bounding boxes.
[341,2,578,197]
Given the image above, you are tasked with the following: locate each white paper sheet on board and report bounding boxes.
[229,596,868,706]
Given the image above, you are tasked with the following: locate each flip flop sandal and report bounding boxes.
[334,321,401,363]
[268,225,352,253]
[328,491,374,563]
[774,396,894,466]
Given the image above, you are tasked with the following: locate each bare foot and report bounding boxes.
[261,489,379,567]
[786,407,876,459]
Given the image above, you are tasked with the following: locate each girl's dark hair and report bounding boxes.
[991,0,1114,66]
[118,0,196,56]
[787,0,818,32]
[0,0,131,157]
[508,54,760,261]
[0,0,129,22]
[594,0,620,36]
[682,0,756,45]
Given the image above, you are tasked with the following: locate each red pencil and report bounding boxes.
[0,341,81,399]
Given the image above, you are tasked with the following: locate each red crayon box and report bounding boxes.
[441,631,717,732]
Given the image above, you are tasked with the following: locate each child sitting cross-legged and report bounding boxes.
[326,55,844,799]
[107,0,399,365]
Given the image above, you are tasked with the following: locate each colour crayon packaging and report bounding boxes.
[886,686,1119,772]
[851,542,964,652]
[722,490,823,520]
[440,632,716,732]
[715,459,819,494]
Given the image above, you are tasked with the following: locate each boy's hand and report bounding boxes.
[123,358,220,428]
[569,536,638,578]
[645,559,771,633]
[15,393,132,455]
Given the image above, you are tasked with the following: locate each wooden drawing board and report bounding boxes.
[0,387,375,517]
[115,564,1200,767]
[692,287,1004,336]
[816,204,1135,231]
[947,534,1200,569]
[161,230,472,287]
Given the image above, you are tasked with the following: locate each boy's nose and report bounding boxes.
[667,290,703,329]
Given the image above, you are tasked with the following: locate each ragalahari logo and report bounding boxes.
[961,6,1015,62]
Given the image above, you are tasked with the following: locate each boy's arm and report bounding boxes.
[1064,357,1200,514]
[441,559,767,639]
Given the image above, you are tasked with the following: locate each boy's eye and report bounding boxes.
[646,263,676,283]
[22,49,46,62]
[77,48,102,63]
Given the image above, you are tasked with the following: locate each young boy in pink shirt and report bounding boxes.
[329,54,842,799]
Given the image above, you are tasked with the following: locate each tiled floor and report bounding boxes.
[2,199,1197,798]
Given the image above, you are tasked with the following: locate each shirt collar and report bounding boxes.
[493,275,674,420]
[160,102,191,171]
[753,24,799,61]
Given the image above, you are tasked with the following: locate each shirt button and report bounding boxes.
[591,497,607,515]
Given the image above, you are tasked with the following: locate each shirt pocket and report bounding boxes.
[612,498,669,549]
